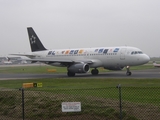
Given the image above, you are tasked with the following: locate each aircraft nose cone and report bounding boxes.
[143,54,150,63]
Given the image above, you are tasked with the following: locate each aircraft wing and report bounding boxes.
[10,54,94,64]
[25,58,93,64]
[26,58,73,63]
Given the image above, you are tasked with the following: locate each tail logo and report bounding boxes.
[30,35,36,44]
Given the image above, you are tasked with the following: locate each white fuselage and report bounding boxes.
[29,46,150,69]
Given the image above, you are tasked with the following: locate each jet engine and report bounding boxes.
[68,63,90,73]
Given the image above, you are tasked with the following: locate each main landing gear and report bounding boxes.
[67,67,131,76]
[126,66,132,76]
[67,71,75,77]
[91,68,99,75]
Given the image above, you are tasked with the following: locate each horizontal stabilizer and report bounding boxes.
[10,53,36,57]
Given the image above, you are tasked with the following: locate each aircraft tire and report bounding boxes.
[126,72,132,76]
[67,71,75,77]
[91,69,99,75]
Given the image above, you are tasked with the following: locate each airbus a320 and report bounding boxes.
[11,27,150,77]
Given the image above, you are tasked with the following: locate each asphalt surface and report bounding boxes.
[0,68,160,80]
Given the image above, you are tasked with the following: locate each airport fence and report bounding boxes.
[0,86,160,120]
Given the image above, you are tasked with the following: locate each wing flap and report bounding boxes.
[27,59,73,63]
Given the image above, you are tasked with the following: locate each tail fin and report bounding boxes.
[6,57,10,61]
[27,27,47,52]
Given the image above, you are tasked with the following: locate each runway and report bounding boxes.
[0,68,160,80]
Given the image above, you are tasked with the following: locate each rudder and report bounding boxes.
[27,27,47,52]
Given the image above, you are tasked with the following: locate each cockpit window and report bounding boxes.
[138,51,143,54]
[131,51,143,55]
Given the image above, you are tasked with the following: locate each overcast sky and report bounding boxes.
[0,0,160,57]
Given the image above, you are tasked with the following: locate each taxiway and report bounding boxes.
[0,68,160,80]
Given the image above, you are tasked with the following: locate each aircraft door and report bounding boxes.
[120,48,126,60]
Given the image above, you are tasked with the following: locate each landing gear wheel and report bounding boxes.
[91,69,99,75]
[126,66,132,76]
[67,71,75,77]
[126,71,132,76]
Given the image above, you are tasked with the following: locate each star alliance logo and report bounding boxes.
[30,35,36,44]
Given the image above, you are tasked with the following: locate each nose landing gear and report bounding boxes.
[126,66,132,76]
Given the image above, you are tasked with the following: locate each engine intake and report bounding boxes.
[68,63,89,73]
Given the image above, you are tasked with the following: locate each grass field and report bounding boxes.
[0,64,160,119]
[0,78,160,104]
[0,64,159,105]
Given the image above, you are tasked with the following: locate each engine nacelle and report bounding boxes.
[68,63,90,73]
[104,66,124,70]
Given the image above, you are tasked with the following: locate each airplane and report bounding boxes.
[11,27,150,77]
[1,57,13,64]
[153,61,160,67]
[0,57,28,65]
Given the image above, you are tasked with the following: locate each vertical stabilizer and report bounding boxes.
[27,27,47,52]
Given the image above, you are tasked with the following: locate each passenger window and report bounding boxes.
[131,51,134,55]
